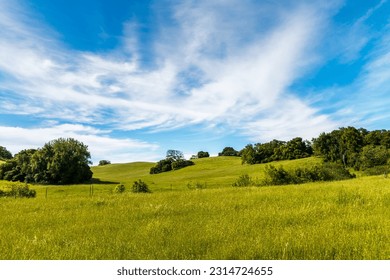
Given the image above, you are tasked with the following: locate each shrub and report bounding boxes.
[362,165,390,176]
[1,183,36,198]
[232,174,253,187]
[150,158,194,174]
[114,184,126,193]
[262,165,298,186]
[261,163,355,186]
[186,181,207,190]
[132,179,151,193]
[171,160,194,170]
[149,158,173,174]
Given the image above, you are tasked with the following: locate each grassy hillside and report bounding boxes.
[91,156,323,191]
[0,156,388,259]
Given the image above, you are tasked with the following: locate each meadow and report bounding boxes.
[0,157,389,259]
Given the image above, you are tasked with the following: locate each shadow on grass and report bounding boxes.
[89,178,119,185]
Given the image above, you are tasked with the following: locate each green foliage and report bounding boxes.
[114,184,126,193]
[262,165,298,185]
[362,165,390,176]
[358,145,389,170]
[197,151,210,158]
[0,138,92,184]
[0,149,36,182]
[98,160,111,166]
[262,163,355,186]
[313,127,368,167]
[364,129,390,147]
[232,174,254,187]
[0,183,36,198]
[186,181,207,190]
[150,150,194,174]
[132,179,150,193]
[171,159,194,170]
[218,147,239,156]
[274,137,313,160]
[150,158,173,174]
[0,146,12,160]
[241,138,312,165]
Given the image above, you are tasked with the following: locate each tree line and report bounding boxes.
[1,126,390,183]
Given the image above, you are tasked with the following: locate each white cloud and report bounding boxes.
[0,124,159,163]
[0,0,339,148]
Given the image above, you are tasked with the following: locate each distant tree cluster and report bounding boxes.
[0,146,12,160]
[218,147,239,156]
[98,160,111,166]
[197,151,210,158]
[312,127,390,170]
[150,150,194,174]
[0,138,93,184]
[240,137,313,164]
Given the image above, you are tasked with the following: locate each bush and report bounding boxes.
[132,179,151,193]
[114,184,126,193]
[171,160,194,170]
[150,158,173,174]
[150,158,194,174]
[186,181,207,190]
[1,183,36,198]
[232,174,253,187]
[98,160,111,166]
[262,165,298,186]
[362,165,390,176]
[261,163,355,186]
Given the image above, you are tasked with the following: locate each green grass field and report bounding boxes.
[0,157,389,259]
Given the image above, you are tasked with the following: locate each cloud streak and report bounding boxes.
[0,124,159,163]
[7,0,386,161]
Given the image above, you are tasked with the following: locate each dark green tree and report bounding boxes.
[218,147,239,156]
[0,146,12,160]
[197,151,210,158]
[33,138,93,184]
[150,150,194,174]
[98,160,111,166]
[358,145,389,170]
[240,144,257,164]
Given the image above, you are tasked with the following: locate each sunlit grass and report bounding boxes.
[0,157,389,260]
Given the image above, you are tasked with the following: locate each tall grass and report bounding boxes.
[0,176,388,259]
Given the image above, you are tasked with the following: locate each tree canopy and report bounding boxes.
[241,138,312,164]
[0,146,12,160]
[0,138,93,184]
[218,147,239,156]
[150,150,194,174]
[312,127,390,169]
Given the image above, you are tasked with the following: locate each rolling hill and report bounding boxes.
[91,156,323,191]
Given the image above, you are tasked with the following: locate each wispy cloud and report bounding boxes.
[0,124,159,163]
[0,0,356,160]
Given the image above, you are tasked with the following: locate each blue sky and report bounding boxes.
[1,0,390,163]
